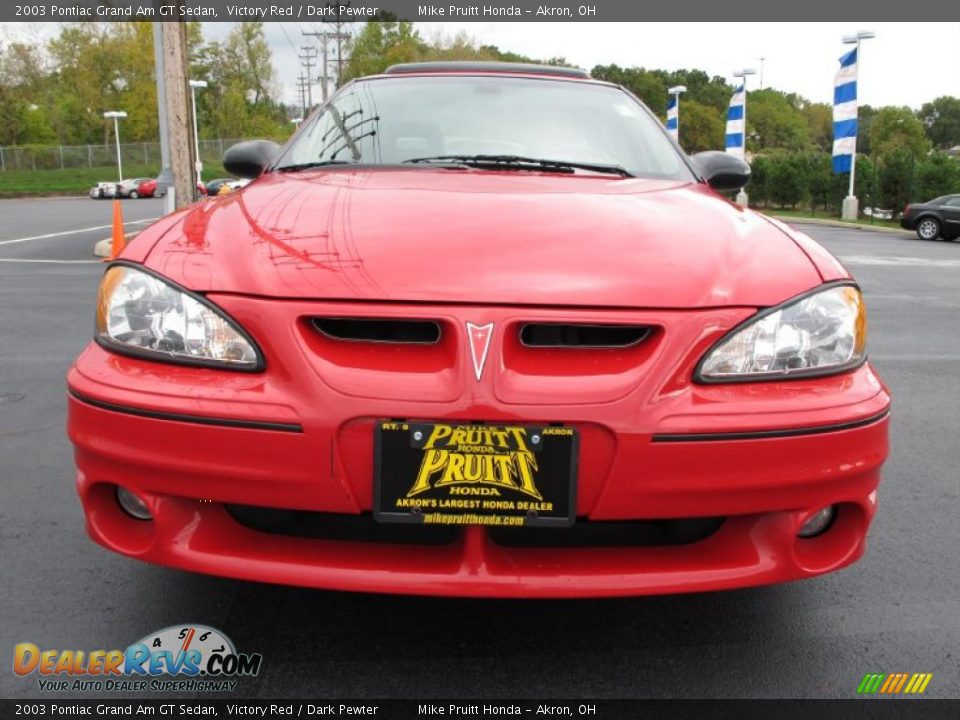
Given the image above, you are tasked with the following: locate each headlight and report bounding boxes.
[95,264,262,370]
[696,284,866,382]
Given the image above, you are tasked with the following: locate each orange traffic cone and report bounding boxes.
[107,199,126,261]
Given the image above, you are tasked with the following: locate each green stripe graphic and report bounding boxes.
[857,673,885,694]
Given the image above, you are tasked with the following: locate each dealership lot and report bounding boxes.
[0,197,957,699]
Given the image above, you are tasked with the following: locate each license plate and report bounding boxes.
[374,421,578,528]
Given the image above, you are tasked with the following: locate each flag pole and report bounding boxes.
[847,37,859,201]
[840,30,875,220]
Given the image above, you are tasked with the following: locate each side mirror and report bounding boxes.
[692,151,751,192]
[223,140,281,179]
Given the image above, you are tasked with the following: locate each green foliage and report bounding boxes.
[919,96,960,150]
[764,151,811,208]
[0,22,289,147]
[876,149,917,212]
[676,99,724,153]
[914,152,960,201]
[869,106,932,158]
[342,21,426,81]
[747,154,770,206]
[750,149,960,215]
[746,89,811,152]
[800,102,833,153]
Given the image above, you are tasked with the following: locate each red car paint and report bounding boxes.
[68,69,890,597]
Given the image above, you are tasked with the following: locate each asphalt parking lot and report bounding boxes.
[1,197,958,700]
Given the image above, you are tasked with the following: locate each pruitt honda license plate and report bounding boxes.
[375,421,578,528]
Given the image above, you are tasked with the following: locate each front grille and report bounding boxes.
[225,505,459,545]
[227,504,724,549]
[519,323,651,348]
[312,317,441,344]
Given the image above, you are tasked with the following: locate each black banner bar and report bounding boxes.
[3,700,960,720]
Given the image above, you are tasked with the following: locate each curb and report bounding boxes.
[94,233,139,258]
[770,215,913,235]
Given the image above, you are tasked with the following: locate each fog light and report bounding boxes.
[116,486,152,521]
[798,505,836,538]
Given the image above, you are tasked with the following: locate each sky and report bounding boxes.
[7,21,959,110]
[236,21,960,110]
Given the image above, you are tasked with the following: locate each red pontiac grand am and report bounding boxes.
[67,62,890,598]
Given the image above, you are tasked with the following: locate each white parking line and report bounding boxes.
[840,255,960,268]
[0,217,158,246]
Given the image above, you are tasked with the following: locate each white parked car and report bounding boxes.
[90,182,118,200]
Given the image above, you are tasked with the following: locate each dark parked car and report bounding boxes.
[204,178,244,196]
[900,194,960,240]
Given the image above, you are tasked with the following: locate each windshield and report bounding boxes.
[274,75,692,180]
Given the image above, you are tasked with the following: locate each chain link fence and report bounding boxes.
[0,139,251,172]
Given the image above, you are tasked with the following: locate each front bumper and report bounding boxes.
[68,298,890,598]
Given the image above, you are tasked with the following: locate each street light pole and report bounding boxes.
[103,111,127,182]
[841,30,876,220]
[188,79,208,183]
[732,69,756,207]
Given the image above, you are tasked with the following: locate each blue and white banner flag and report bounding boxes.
[725,85,745,158]
[832,48,858,174]
[666,95,679,141]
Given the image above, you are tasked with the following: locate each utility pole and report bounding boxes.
[335,21,351,82]
[299,47,317,111]
[157,18,196,210]
[296,73,308,120]
[304,29,350,101]
[152,17,173,213]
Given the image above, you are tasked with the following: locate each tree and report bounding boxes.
[766,152,810,208]
[806,152,846,214]
[919,96,960,150]
[869,106,932,159]
[591,65,667,112]
[914,153,960,201]
[677,99,724,153]
[877,149,917,211]
[202,23,287,138]
[748,154,770,206]
[800,102,833,153]
[0,41,57,145]
[342,20,425,81]
[747,89,810,152]
[856,105,877,156]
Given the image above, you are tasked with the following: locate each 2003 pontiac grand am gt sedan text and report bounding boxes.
[67,62,890,598]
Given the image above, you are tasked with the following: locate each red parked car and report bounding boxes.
[137,177,206,198]
[67,63,890,598]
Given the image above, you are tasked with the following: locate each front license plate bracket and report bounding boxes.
[374,421,578,528]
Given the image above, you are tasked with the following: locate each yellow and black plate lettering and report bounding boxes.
[374,421,578,527]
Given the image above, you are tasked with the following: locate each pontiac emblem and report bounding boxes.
[466,322,494,381]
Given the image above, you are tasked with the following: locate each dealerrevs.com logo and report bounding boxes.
[13,625,262,693]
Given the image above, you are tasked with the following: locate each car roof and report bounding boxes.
[383,61,590,80]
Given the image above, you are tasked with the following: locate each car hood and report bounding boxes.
[141,169,822,308]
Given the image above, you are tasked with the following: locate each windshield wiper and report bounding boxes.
[275,160,355,172]
[403,154,634,177]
